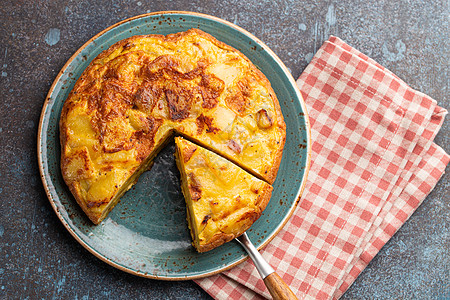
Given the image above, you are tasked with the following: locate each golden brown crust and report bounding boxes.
[67,182,103,224]
[266,126,286,183]
[253,71,286,184]
[255,183,274,213]
[197,232,235,253]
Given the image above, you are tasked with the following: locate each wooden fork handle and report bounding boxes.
[263,272,298,300]
[236,233,298,300]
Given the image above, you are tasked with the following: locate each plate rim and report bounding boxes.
[37,10,311,280]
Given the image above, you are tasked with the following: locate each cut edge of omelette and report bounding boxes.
[174,136,273,252]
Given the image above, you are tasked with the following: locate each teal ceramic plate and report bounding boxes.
[38,11,310,280]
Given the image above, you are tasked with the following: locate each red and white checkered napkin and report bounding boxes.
[195,36,449,299]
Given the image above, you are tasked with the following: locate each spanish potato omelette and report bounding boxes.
[175,137,273,252]
[60,29,285,235]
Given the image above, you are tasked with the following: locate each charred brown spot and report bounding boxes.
[237,77,252,98]
[100,164,114,172]
[132,117,162,161]
[132,129,146,140]
[103,143,130,153]
[87,92,101,115]
[165,87,192,120]
[199,74,224,109]
[236,210,259,223]
[142,55,205,81]
[184,66,204,80]
[103,67,119,80]
[201,215,211,225]
[227,139,241,153]
[225,92,248,115]
[89,78,137,141]
[77,75,98,95]
[136,56,222,121]
[101,116,161,157]
[225,78,253,115]
[138,55,212,121]
[183,145,197,163]
[142,55,181,76]
[133,82,162,113]
[122,42,135,51]
[86,200,109,208]
[195,115,205,134]
[196,114,219,134]
[101,54,140,87]
[188,173,202,201]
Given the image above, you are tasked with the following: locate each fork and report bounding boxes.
[236,232,298,300]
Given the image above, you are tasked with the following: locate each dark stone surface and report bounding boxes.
[0,1,448,299]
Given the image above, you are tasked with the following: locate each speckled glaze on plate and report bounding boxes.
[37,11,311,280]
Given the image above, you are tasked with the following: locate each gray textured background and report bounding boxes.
[0,1,448,299]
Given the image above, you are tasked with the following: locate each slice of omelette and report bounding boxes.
[175,137,273,252]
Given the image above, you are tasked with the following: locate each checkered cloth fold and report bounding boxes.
[196,36,449,299]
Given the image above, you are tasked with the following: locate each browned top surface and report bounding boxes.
[59,28,285,220]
